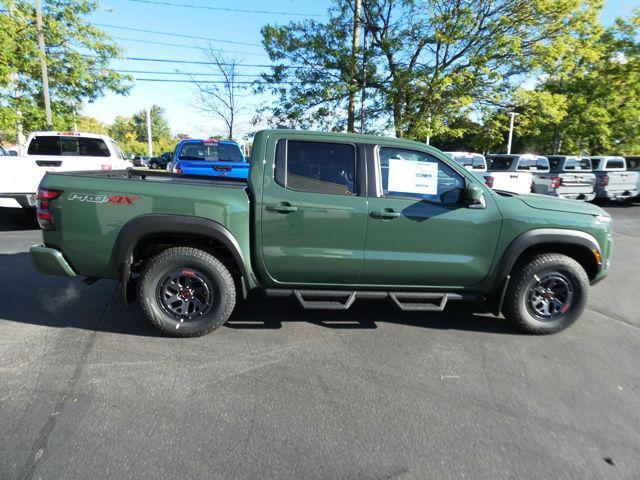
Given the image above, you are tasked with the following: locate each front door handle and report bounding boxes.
[266,204,298,213]
[371,209,400,219]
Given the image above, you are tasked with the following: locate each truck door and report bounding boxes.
[361,146,502,287]
[260,138,368,284]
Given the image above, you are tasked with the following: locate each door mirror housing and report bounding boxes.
[465,183,486,209]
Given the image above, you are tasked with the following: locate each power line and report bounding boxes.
[115,69,266,77]
[134,77,301,84]
[126,0,324,17]
[94,23,262,47]
[111,36,270,57]
[94,54,329,69]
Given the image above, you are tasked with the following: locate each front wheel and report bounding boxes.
[149,162,158,169]
[502,253,589,334]
[138,247,236,337]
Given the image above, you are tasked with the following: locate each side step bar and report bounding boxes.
[264,289,479,312]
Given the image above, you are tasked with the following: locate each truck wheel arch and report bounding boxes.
[113,214,250,303]
[490,228,602,314]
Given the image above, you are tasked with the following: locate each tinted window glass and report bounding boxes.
[451,154,485,170]
[626,157,640,171]
[0,146,7,156]
[590,158,600,170]
[59,137,110,157]
[563,158,591,171]
[548,157,562,170]
[605,159,625,169]
[517,157,548,170]
[218,144,243,162]
[28,136,61,155]
[379,147,464,205]
[275,140,356,195]
[487,156,514,170]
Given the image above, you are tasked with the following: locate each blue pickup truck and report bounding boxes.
[168,139,248,179]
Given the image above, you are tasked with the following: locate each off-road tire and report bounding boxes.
[502,253,589,335]
[138,247,236,337]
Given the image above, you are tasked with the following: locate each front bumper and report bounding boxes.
[0,193,37,209]
[30,245,77,277]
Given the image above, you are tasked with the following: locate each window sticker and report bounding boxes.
[387,159,438,195]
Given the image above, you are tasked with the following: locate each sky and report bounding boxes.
[83,0,639,140]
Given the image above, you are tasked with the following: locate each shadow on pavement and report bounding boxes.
[0,208,38,231]
[0,251,517,337]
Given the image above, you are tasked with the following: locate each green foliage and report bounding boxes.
[108,105,176,156]
[0,0,131,138]
[259,0,600,139]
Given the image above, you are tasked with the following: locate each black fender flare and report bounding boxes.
[112,214,250,302]
[489,228,602,314]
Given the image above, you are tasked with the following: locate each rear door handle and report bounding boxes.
[371,209,400,219]
[266,204,298,213]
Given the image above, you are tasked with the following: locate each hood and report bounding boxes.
[516,193,607,216]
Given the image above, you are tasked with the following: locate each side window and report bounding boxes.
[27,136,61,155]
[606,159,624,169]
[275,140,356,196]
[378,147,464,205]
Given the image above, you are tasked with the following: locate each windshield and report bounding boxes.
[178,141,244,162]
[487,156,514,170]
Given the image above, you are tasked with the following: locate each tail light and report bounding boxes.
[550,177,562,189]
[484,176,494,188]
[37,189,62,231]
[600,175,609,187]
[175,167,182,174]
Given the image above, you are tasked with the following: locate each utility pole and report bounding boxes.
[146,107,154,158]
[507,111,518,154]
[35,0,53,129]
[360,26,367,134]
[425,114,432,145]
[347,0,361,133]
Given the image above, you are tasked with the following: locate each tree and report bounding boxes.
[108,106,175,156]
[259,0,601,139]
[190,47,245,140]
[0,0,131,138]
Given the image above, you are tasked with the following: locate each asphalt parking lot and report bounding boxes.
[1,204,639,480]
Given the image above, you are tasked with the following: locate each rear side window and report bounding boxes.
[28,136,61,155]
[275,140,356,196]
[626,157,640,171]
[605,159,625,169]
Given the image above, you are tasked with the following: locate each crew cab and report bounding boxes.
[30,130,612,337]
[484,154,538,194]
[0,131,130,210]
[590,156,638,201]
[533,156,596,201]
[168,139,248,179]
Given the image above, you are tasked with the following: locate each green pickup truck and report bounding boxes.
[30,130,613,336]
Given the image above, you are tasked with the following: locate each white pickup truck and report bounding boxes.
[532,155,596,201]
[590,156,639,201]
[0,131,130,210]
[453,153,533,194]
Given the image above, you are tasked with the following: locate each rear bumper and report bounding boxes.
[29,245,77,277]
[552,192,596,202]
[0,193,37,209]
[596,189,638,200]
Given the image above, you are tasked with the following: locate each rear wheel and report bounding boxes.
[502,253,589,334]
[138,247,236,337]
[149,161,158,169]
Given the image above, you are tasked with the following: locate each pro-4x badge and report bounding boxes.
[68,193,140,206]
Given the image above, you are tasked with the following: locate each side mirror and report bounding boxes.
[465,183,486,209]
